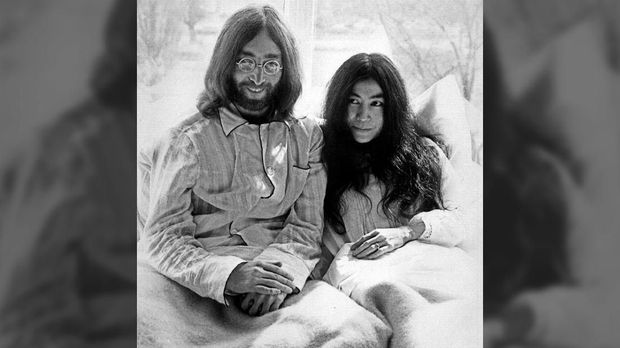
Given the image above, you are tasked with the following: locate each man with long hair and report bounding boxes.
[137,6,389,346]
[139,4,318,315]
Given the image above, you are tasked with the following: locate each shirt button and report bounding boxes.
[266,167,275,176]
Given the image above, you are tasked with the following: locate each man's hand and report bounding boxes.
[225,261,296,295]
[350,226,413,259]
[240,292,287,316]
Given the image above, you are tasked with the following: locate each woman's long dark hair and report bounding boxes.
[322,53,444,234]
[197,5,302,120]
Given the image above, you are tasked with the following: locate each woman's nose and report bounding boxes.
[356,104,370,120]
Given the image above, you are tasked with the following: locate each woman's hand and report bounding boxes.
[350,226,413,259]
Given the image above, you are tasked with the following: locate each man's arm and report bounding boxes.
[140,130,245,304]
[253,121,327,292]
[140,130,293,303]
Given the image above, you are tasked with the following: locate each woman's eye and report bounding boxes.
[348,98,360,105]
[371,100,384,107]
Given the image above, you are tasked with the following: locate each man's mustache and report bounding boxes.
[239,81,274,89]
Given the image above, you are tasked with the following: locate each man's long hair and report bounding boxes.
[197,5,302,119]
[322,53,444,234]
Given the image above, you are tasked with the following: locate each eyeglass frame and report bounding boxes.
[235,57,283,76]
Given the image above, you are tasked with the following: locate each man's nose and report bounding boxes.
[249,66,265,85]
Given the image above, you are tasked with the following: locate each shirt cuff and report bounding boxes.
[254,247,311,292]
[198,255,246,305]
[409,213,433,240]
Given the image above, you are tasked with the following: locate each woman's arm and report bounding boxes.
[351,140,469,259]
[407,140,468,247]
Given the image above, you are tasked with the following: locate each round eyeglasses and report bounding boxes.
[235,57,283,76]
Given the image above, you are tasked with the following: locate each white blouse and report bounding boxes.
[317,141,468,277]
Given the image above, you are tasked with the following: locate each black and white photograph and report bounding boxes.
[137,0,483,346]
[2,0,620,347]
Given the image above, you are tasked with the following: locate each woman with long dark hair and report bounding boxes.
[319,53,465,264]
[317,53,480,346]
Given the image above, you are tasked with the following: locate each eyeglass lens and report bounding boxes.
[237,58,281,75]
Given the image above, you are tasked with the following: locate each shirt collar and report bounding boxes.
[218,105,294,136]
[219,106,248,136]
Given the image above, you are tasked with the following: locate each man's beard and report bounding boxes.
[231,81,277,113]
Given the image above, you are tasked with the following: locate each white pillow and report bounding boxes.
[465,101,483,165]
[411,76,483,257]
[411,75,482,168]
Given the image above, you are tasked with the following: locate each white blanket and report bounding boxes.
[324,242,482,348]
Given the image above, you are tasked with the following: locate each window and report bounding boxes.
[137,0,482,150]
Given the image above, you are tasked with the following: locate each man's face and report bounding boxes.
[232,29,283,119]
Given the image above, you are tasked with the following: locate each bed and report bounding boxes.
[137,75,483,347]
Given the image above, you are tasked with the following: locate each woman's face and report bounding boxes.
[346,78,384,143]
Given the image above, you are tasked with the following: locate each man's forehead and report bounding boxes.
[239,50,281,59]
[239,30,281,58]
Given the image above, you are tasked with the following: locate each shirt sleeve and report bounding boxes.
[140,130,245,304]
[254,123,327,292]
[409,140,467,247]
